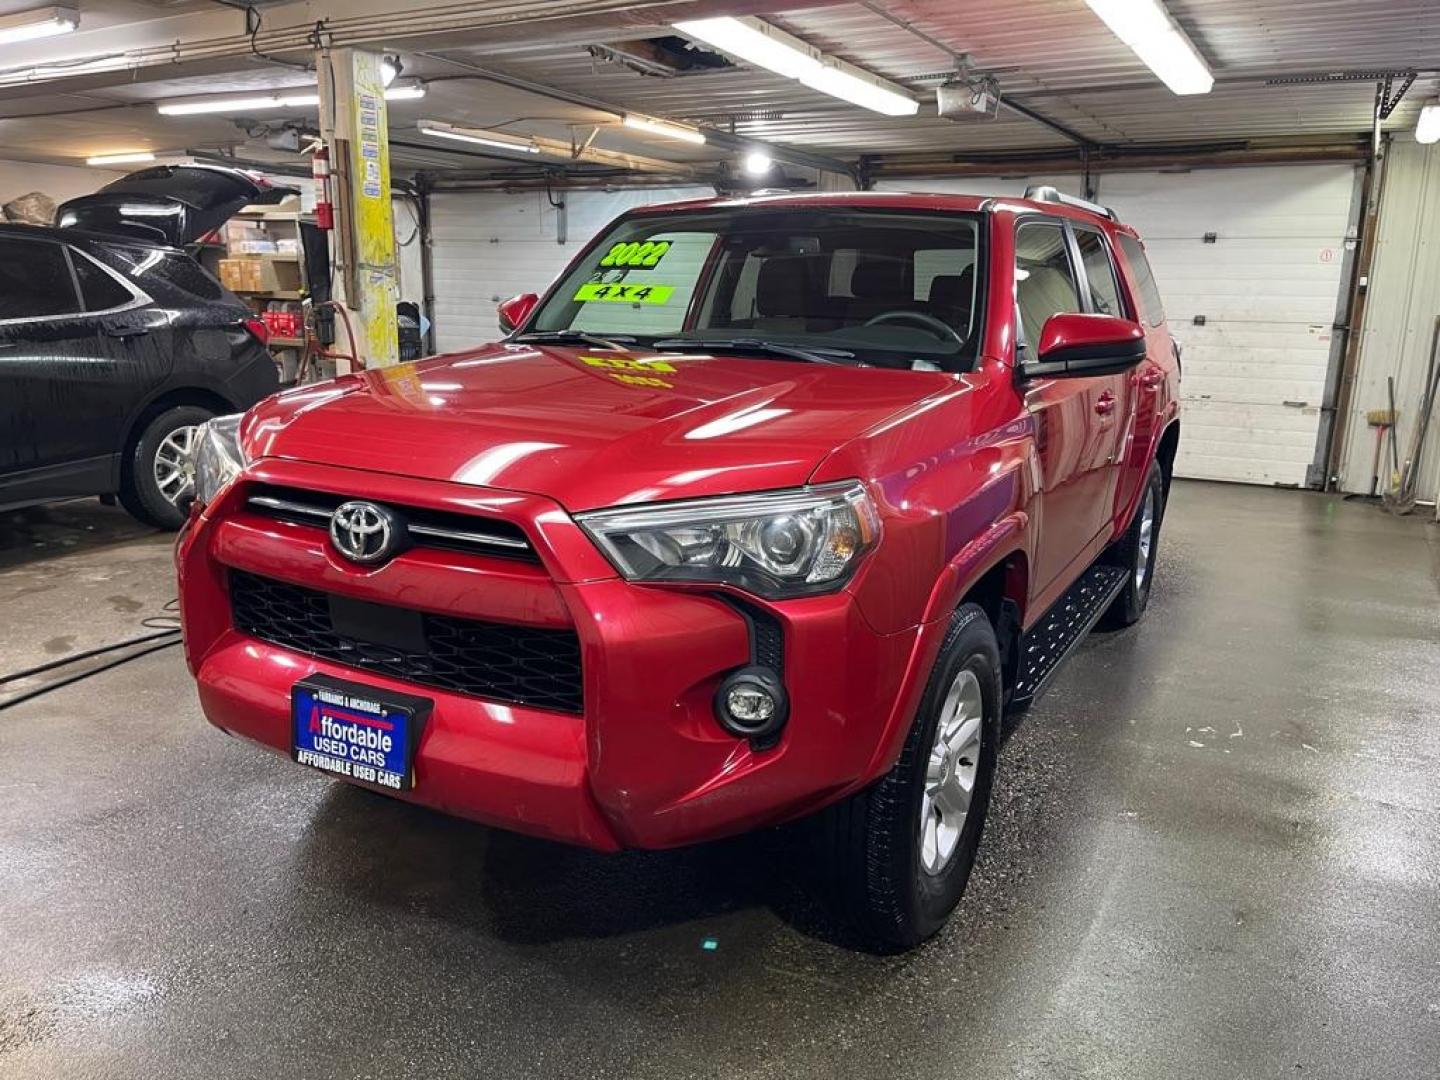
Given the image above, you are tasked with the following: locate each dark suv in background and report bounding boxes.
[0,165,290,529]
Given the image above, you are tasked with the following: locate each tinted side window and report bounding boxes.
[72,251,134,312]
[0,238,80,319]
[1014,220,1082,353]
[1074,228,1125,318]
[105,244,224,302]
[1117,233,1165,327]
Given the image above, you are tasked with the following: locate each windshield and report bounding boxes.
[527,207,986,371]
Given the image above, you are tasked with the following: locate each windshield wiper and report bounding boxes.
[513,330,637,349]
[653,337,857,366]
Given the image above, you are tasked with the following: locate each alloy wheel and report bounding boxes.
[154,424,200,506]
[919,667,984,876]
[1135,487,1156,590]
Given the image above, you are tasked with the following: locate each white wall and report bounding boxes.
[429,185,713,352]
[1337,137,1440,503]
[0,159,121,218]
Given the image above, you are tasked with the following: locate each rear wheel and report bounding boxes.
[820,603,1001,950]
[1099,460,1165,628]
[119,405,214,529]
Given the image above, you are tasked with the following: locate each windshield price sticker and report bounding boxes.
[599,240,671,268]
[574,282,674,305]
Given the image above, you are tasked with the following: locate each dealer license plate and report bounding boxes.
[291,674,431,792]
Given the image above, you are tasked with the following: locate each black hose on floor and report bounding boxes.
[0,639,181,712]
[0,600,184,712]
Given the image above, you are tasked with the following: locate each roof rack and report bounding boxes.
[1023,184,1116,220]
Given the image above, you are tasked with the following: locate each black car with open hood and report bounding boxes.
[1,165,296,528]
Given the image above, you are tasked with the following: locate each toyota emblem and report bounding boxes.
[329,501,401,565]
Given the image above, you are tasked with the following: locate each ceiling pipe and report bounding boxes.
[417,50,860,183]
[869,139,1370,178]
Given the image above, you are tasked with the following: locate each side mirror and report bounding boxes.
[497,293,538,335]
[1023,312,1147,378]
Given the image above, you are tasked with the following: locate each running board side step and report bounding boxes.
[1007,563,1128,712]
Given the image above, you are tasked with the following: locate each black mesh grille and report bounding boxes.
[751,610,784,672]
[229,571,583,713]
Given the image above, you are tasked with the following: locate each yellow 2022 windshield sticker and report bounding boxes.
[574,282,674,305]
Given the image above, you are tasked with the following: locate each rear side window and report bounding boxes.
[104,243,224,302]
[71,250,134,312]
[1074,228,1125,318]
[1117,233,1165,327]
[1014,220,1082,354]
[0,237,80,319]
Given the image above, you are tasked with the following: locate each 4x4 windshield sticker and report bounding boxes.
[574,282,674,304]
[599,240,671,268]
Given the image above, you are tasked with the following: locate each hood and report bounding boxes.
[243,343,954,511]
[56,164,297,247]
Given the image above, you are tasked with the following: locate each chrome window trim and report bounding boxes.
[0,236,151,328]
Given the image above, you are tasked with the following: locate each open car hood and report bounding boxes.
[56,164,297,247]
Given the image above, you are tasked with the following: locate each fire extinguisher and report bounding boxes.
[312,144,334,231]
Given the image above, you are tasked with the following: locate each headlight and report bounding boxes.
[576,482,880,599]
[192,413,248,506]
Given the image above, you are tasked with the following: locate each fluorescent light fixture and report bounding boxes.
[801,65,917,117]
[416,119,540,154]
[673,15,918,116]
[156,82,425,116]
[1417,102,1440,145]
[0,5,78,45]
[86,151,156,166]
[382,82,426,103]
[380,56,401,87]
[743,150,773,175]
[622,114,706,145]
[1084,0,1213,95]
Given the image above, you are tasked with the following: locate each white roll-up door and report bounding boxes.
[879,165,1360,486]
[429,185,712,353]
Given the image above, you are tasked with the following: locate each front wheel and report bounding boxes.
[820,603,1002,950]
[119,405,215,530]
[1099,460,1165,629]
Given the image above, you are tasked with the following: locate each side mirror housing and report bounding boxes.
[1023,312,1147,378]
[497,292,538,335]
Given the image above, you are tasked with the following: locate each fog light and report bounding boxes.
[714,665,788,743]
[727,685,775,723]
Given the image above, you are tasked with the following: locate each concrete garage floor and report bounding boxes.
[1,482,1437,1079]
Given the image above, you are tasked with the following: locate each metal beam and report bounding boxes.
[417,51,859,182]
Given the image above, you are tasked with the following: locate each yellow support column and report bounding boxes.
[319,48,399,370]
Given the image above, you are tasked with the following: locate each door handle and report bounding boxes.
[103,323,150,340]
[1094,391,1117,416]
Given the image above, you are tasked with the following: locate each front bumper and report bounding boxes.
[178,459,927,850]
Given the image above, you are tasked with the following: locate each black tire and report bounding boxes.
[1099,460,1165,629]
[820,603,1002,951]
[119,405,215,530]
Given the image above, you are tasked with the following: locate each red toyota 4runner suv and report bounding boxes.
[178,188,1179,949]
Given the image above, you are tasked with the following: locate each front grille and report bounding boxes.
[230,571,583,713]
[245,484,537,562]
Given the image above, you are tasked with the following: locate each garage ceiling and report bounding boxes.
[0,0,1435,178]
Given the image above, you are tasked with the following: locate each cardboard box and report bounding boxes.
[217,256,300,295]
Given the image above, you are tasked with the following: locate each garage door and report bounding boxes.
[880,165,1361,486]
[430,185,712,353]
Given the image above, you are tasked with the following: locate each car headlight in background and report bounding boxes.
[577,481,880,599]
[192,413,248,506]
